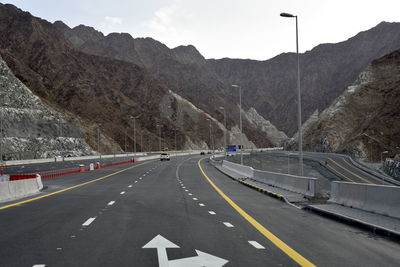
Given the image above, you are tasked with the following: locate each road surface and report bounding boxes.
[0,155,399,266]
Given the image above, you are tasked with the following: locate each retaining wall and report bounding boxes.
[253,170,316,197]
[329,181,400,219]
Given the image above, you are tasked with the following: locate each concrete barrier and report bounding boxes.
[0,175,43,203]
[222,160,254,178]
[253,170,316,197]
[329,181,400,219]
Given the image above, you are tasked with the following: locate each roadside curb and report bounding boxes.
[304,205,400,242]
[212,163,287,203]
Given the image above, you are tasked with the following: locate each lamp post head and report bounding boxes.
[280,12,295,18]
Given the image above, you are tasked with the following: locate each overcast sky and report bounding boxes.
[4,0,400,60]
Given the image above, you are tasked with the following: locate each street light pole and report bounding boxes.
[174,129,177,151]
[232,85,243,165]
[0,110,3,163]
[207,119,212,152]
[131,115,141,153]
[220,107,227,159]
[156,124,162,152]
[97,124,101,157]
[280,12,303,176]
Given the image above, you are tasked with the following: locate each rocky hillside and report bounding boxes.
[293,49,400,161]
[0,3,276,155]
[55,19,400,137]
[0,56,94,160]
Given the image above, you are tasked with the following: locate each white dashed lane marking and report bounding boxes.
[192,198,198,201]
[248,241,266,249]
[32,265,46,267]
[199,203,205,207]
[223,222,234,228]
[82,217,96,226]
[208,211,216,215]
[107,201,115,206]
[120,191,126,195]
[128,185,132,188]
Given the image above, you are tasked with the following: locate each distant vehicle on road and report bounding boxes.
[160,153,170,161]
[200,152,205,155]
[207,151,212,154]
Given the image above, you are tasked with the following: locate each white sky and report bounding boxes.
[4,0,400,60]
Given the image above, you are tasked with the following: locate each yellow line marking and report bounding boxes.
[198,158,315,267]
[0,161,153,210]
[327,158,372,184]
[325,163,355,183]
[341,158,393,186]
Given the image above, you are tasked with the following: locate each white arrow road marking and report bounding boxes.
[107,201,115,206]
[169,250,228,267]
[82,217,96,226]
[248,241,265,249]
[143,235,180,267]
[143,235,228,267]
[223,222,234,228]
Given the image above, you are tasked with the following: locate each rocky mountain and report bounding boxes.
[208,22,400,135]
[292,49,400,161]
[0,3,274,157]
[0,55,94,160]
[55,19,400,137]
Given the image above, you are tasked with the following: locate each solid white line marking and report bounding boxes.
[108,201,115,206]
[128,185,132,188]
[120,191,126,195]
[192,198,198,201]
[248,241,265,249]
[199,203,205,206]
[82,217,96,226]
[223,222,234,228]
[208,211,216,215]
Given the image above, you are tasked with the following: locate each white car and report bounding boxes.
[160,153,170,161]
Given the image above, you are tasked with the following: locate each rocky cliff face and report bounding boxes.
[208,22,400,135]
[295,49,400,161]
[0,3,268,153]
[55,19,400,140]
[53,20,284,147]
[0,56,94,160]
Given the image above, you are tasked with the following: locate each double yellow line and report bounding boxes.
[0,161,152,210]
[197,158,315,267]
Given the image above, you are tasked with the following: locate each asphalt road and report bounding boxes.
[262,151,394,185]
[1,156,399,266]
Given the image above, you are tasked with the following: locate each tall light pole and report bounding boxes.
[131,115,141,153]
[97,123,102,157]
[0,110,3,163]
[140,131,143,152]
[156,124,162,151]
[280,12,303,176]
[206,119,212,152]
[232,85,243,165]
[219,107,227,159]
